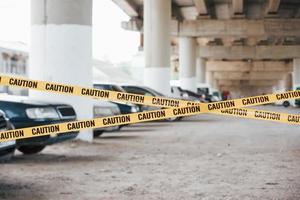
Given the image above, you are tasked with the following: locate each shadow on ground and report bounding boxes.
[7,154,114,164]
[118,128,157,133]
[98,135,142,140]
[178,118,219,123]
[0,180,45,200]
[130,122,171,128]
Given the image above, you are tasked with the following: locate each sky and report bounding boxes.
[0,0,139,63]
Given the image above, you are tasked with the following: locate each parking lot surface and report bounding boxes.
[1,105,300,200]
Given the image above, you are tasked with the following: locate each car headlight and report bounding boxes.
[94,106,113,116]
[0,140,15,147]
[131,106,139,113]
[26,107,60,119]
[182,93,189,98]
[111,106,120,115]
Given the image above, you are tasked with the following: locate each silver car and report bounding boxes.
[93,100,121,137]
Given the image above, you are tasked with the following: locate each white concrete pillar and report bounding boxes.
[206,71,214,87]
[30,0,93,141]
[144,0,171,95]
[213,79,219,90]
[293,58,300,90]
[277,80,286,91]
[196,57,206,84]
[286,73,293,91]
[179,37,197,92]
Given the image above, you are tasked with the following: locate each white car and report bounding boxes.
[273,90,294,107]
[0,110,16,162]
[93,100,121,137]
[274,99,294,107]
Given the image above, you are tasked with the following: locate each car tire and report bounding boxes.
[18,145,46,155]
[283,101,290,108]
[165,117,178,122]
[0,147,15,162]
[176,117,183,121]
[93,130,104,137]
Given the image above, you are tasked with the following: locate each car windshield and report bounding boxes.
[112,85,126,92]
[143,87,164,96]
[122,86,166,97]
[184,90,198,96]
[94,84,126,93]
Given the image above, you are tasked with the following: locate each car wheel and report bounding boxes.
[165,117,178,122]
[18,145,46,155]
[93,130,104,137]
[0,147,15,162]
[176,117,183,121]
[283,101,290,107]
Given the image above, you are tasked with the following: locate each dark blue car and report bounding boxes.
[120,85,182,121]
[93,83,140,114]
[0,95,78,154]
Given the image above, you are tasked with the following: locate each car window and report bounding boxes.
[112,85,126,93]
[143,87,164,96]
[94,84,126,93]
[212,91,220,97]
[198,88,209,95]
[94,84,106,90]
[123,87,154,96]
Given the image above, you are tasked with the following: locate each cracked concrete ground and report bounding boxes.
[0,105,300,200]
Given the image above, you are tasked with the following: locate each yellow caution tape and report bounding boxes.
[0,74,299,142]
[1,105,299,142]
[213,108,300,125]
[0,106,201,142]
[1,75,300,112]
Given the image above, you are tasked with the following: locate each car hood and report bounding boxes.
[0,94,69,106]
[92,99,119,108]
[166,94,187,101]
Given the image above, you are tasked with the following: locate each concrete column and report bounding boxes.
[213,79,219,89]
[286,73,293,90]
[196,57,206,84]
[30,0,93,141]
[206,71,214,87]
[179,37,197,92]
[293,58,300,90]
[144,0,171,95]
[275,80,285,92]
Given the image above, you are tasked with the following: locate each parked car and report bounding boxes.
[273,89,295,107]
[274,99,294,107]
[93,100,121,137]
[93,83,140,114]
[120,85,182,121]
[0,110,16,161]
[171,86,207,103]
[196,83,210,97]
[196,83,221,102]
[0,94,79,155]
[211,89,222,101]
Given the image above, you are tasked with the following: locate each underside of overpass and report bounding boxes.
[27,0,300,140]
[112,0,300,97]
